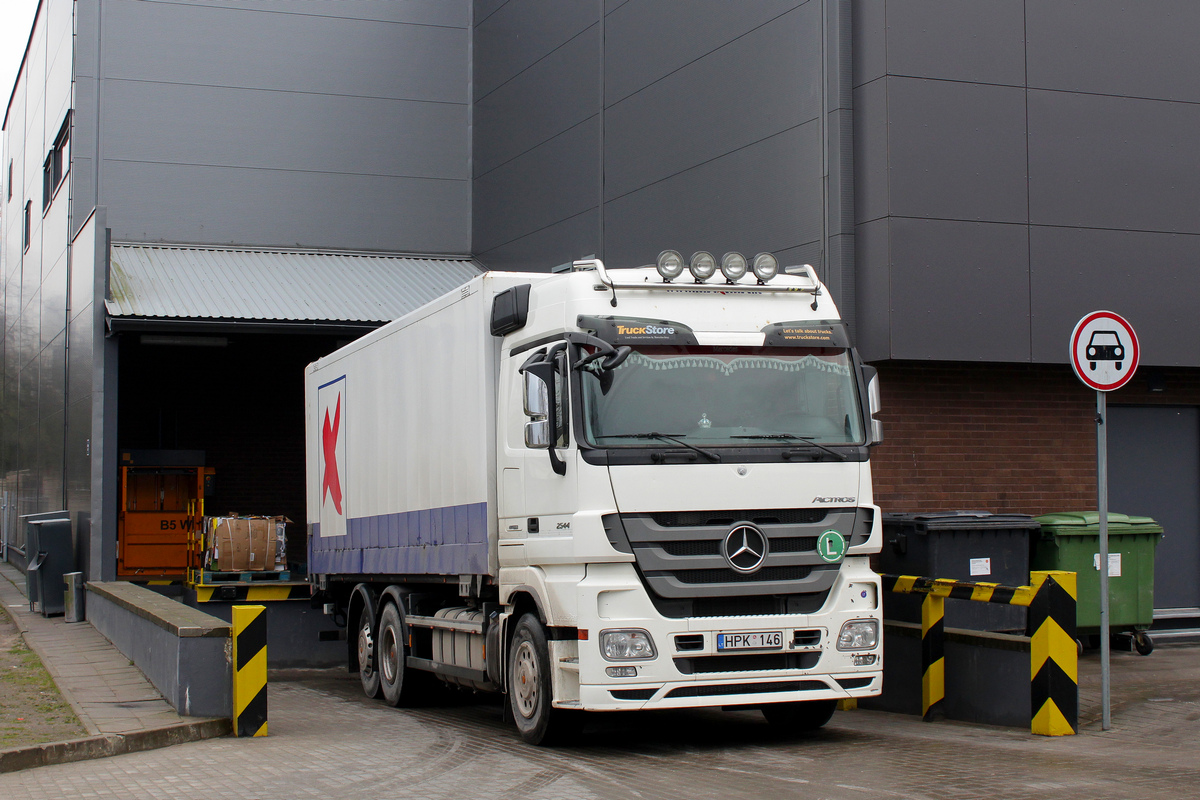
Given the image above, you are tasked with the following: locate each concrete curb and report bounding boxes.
[0,717,232,774]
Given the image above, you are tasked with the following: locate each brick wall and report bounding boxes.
[871,362,1200,516]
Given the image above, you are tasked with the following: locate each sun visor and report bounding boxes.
[577,315,699,347]
[761,321,851,348]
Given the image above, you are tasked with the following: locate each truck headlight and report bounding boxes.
[836,620,879,651]
[600,629,657,660]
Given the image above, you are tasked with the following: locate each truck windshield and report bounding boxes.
[578,345,865,447]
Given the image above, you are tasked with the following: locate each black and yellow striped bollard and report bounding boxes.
[232,605,268,737]
[1028,570,1078,736]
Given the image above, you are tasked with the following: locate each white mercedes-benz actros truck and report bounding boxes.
[305,251,884,744]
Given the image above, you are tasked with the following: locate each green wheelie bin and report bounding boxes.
[1032,512,1163,655]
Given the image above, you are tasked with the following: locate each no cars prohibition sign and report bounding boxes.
[1070,310,1139,392]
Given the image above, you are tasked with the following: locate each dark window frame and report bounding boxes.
[42,112,71,212]
[23,200,32,252]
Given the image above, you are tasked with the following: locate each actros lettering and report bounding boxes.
[812,496,856,504]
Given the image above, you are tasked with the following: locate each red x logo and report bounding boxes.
[322,395,343,515]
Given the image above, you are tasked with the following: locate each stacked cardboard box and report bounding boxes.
[204,515,288,572]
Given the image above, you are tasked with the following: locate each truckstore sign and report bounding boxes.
[1069,311,1139,392]
[318,375,348,537]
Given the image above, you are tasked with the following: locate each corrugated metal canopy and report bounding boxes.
[105,244,484,325]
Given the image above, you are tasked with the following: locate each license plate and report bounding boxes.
[716,631,784,651]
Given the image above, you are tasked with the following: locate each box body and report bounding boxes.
[304,273,531,578]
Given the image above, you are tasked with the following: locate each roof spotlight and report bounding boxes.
[752,252,778,283]
[656,249,685,282]
[720,251,747,283]
[689,251,717,282]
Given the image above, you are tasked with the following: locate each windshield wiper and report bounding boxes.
[731,434,847,461]
[595,432,722,463]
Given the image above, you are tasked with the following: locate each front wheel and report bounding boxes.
[508,614,582,746]
[761,699,837,732]
[1133,631,1154,656]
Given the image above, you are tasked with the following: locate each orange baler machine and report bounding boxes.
[117,464,213,579]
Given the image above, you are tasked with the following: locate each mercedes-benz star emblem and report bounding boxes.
[723,524,768,573]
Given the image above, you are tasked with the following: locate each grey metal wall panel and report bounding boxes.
[1028,90,1200,235]
[853,219,889,361]
[473,119,599,255]
[1027,0,1200,103]
[604,2,821,201]
[153,0,470,28]
[1029,226,1200,367]
[102,0,468,103]
[101,81,467,181]
[474,0,508,26]
[473,29,599,177]
[885,0,1025,86]
[39,409,65,510]
[603,122,822,268]
[103,161,469,253]
[887,78,1027,224]
[889,218,1029,362]
[851,0,885,88]
[475,210,599,272]
[602,0,805,106]
[853,79,887,224]
[472,0,597,100]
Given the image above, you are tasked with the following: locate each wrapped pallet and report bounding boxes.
[205,515,288,572]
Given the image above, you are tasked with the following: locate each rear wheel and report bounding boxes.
[1133,631,1154,656]
[378,602,436,706]
[357,614,381,698]
[761,699,837,732]
[508,614,582,745]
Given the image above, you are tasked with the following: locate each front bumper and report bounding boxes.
[560,558,883,712]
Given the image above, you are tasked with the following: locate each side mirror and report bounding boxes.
[521,359,567,475]
[862,365,883,445]
[523,370,549,420]
[525,419,551,449]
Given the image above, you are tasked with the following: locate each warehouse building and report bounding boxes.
[2,1,1198,623]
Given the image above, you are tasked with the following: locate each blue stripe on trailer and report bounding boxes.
[309,502,488,575]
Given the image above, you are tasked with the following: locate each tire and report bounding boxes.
[377,602,436,707]
[761,699,837,732]
[357,613,381,698]
[507,614,582,746]
[1134,632,1154,656]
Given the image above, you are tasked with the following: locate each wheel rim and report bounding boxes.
[512,640,540,719]
[358,624,374,677]
[381,625,398,684]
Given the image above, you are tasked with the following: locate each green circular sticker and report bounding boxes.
[817,530,846,563]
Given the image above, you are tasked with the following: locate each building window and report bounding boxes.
[42,112,70,211]
[23,201,31,252]
[6,159,11,202]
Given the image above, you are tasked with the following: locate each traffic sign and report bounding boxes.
[1069,311,1139,392]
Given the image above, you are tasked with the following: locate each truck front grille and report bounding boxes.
[608,509,866,604]
[652,508,828,527]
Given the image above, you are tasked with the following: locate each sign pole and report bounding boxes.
[1096,390,1111,731]
[1069,309,1138,734]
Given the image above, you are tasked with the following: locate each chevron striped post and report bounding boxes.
[232,605,268,737]
[921,593,945,721]
[1028,571,1078,736]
